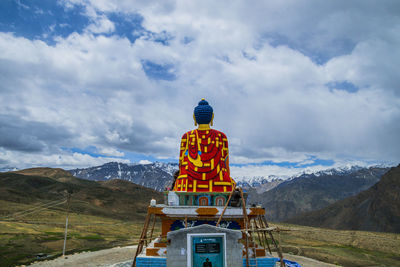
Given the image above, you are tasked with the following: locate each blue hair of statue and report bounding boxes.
[194,99,213,124]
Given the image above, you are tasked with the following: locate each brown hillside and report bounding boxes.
[13,167,74,179]
[1,168,163,221]
[287,164,400,233]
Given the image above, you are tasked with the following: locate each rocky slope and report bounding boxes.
[249,166,389,222]
[287,165,400,233]
[69,162,178,191]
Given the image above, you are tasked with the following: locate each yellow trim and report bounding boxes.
[188,154,203,167]
[178,174,187,178]
[206,130,209,134]
[204,163,210,167]
[198,184,208,188]
[211,159,214,169]
[189,184,193,188]
[209,180,213,191]
[198,124,210,130]
[195,129,202,152]
[204,147,207,153]
[208,137,211,144]
[219,171,223,181]
[214,182,232,185]
[217,164,220,173]
[224,186,227,192]
[202,173,206,180]
[194,166,198,172]
[185,179,188,191]
[193,180,197,192]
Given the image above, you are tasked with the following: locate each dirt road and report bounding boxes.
[28,246,137,267]
[28,246,340,267]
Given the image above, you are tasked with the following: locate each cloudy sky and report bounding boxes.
[0,0,399,176]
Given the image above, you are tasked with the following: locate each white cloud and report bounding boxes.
[0,0,399,169]
[85,15,115,34]
[0,149,129,170]
[97,147,125,157]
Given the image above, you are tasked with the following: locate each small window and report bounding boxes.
[215,196,225,206]
[188,196,194,205]
[199,196,208,206]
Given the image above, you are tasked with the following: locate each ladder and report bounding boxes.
[132,210,154,267]
[240,187,258,267]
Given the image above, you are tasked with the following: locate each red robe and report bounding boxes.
[174,128,236,193]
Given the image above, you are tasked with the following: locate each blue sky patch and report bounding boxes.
[327,81,359,93]
[141,60,177,81]
[143,30,174,46]
[263,32,356,65]
[62,146,109,158]
[107,12,144,43]
[0,0,89,44]
[231,156,335,168]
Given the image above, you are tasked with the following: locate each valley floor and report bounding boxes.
[271,222,400,267]
[1,199,399,267]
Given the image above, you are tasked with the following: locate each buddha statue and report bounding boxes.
[174,99,236,193]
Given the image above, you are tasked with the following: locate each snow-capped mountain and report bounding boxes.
[235,176,285,193]
[69,162,390,196]
[250,165,391,221]
[0,166,19,172]
[235,165,384,193]
[69,162,179,191]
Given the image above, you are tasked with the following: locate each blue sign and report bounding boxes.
[192,236,224,267]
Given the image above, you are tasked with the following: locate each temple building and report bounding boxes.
[132,99,293,267]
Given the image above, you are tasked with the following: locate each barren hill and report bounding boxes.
[287,164,400,233]
[1,168,163,221]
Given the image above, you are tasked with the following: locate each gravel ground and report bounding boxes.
[271,252,341,267]
[28,246,137,267]
[27,246,340,267]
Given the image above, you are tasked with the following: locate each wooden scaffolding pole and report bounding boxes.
[132,210,152,267]
[216,187,235,227]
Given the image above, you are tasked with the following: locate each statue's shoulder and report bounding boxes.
[210,129,227,139]
[181,130,194,139]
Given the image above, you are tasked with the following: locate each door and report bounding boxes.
[192,236,224,267]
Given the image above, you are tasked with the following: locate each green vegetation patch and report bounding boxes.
[76,234,104,240]
[274,222,400,267]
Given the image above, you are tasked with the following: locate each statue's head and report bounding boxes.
[194,98,214,126]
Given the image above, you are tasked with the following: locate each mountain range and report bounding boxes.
[69,162,178,191]
[249,166,389,222]
[2,163,398,233]
[68,162,389,222]
[287,164,400,233]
